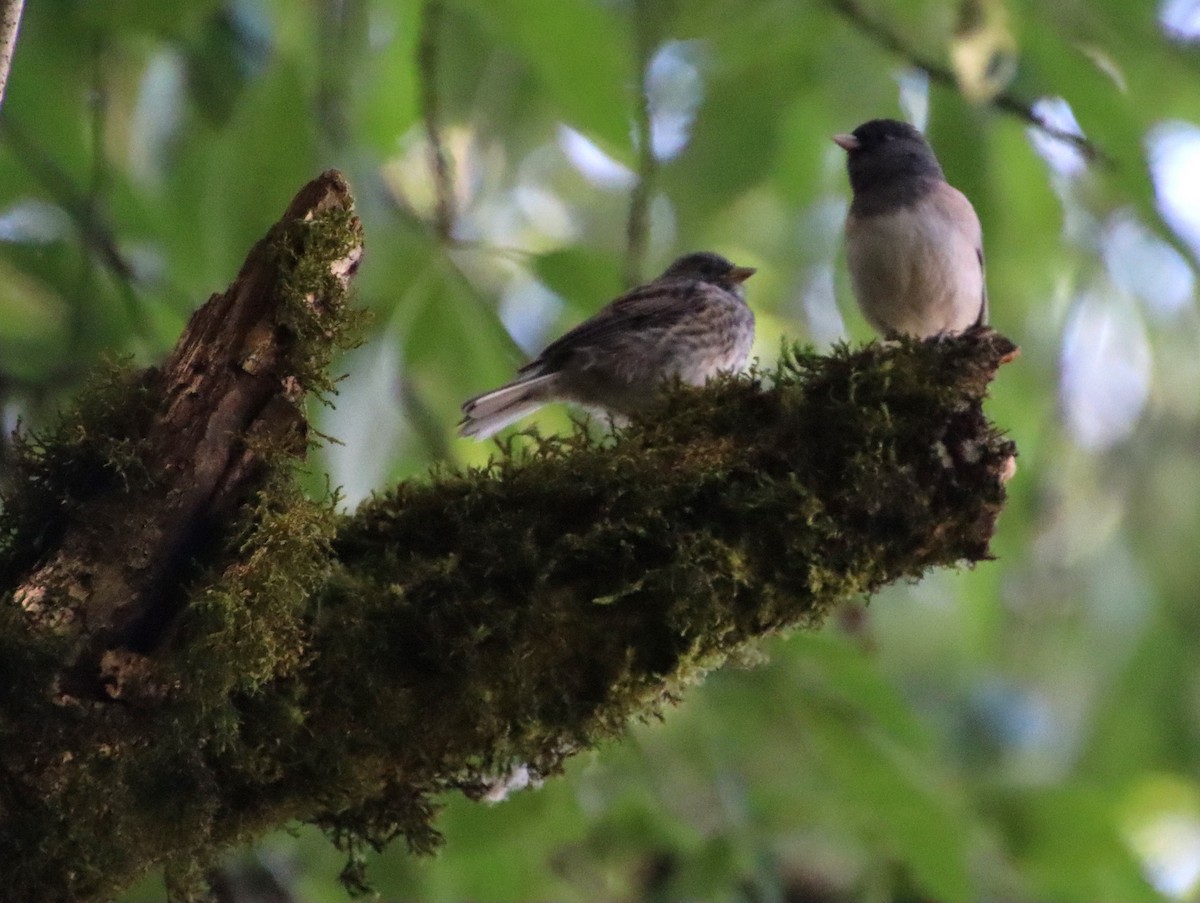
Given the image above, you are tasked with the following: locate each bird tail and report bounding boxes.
[459,372,559,440]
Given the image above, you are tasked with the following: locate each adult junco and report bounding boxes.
[834,119,987,338]
[459,252,756,440]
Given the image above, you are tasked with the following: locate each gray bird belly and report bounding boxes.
[847,205,982,337]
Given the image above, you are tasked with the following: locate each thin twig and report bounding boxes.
[0,0,24,113]
[826,0,1113,167]
[398,376,452,464]
[84,35,144,341]
[418,0,455,242]
[445,237,535,262]
[624,0,659,287]
[316,0,360,151]
[0,30,135,292]
[0,118,136,287]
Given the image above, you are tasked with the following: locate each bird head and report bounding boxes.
[660,252,756,292]
[833,118,945,194]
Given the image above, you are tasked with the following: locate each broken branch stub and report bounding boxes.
[12,170,363,696]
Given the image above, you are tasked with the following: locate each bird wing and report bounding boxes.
[930,183,988,326]
[976,247,988,326]
[520,279,704,374]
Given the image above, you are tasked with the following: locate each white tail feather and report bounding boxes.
[459,373,559,440]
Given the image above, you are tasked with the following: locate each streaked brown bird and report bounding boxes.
[459,251,756,440]
[834,118,988,338]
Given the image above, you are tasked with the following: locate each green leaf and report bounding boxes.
[162,57,318,294]
[788,633,931,748]
[0,263,70,381]
[354,3,423,152]
[990,785,1163,902]
[784,635,974,899]
[534,246,622,312]
[806,705,974,900]
[454,0,634,156]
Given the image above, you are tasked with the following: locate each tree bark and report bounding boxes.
[0,0,24,112]
[0,171,1016,902]
[12,171,362,696]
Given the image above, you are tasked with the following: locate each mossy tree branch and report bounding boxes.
[0,171,1015,902]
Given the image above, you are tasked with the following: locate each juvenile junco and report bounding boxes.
[459,252,756,440]
[834,119,987,338]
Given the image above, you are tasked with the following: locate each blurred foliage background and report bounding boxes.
[3,0,1200,900]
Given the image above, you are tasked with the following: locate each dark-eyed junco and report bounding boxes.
[459,252,756,440]
[834,119,987,338]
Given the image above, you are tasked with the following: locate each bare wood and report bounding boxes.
[13,170,363,694]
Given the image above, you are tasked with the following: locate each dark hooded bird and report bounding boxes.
[459,252,756,440]
[834,118,987,338]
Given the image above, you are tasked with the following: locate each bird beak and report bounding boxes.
[832,133,859,152]
[729,266,756,283]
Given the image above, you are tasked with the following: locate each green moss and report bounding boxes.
[301,334,1014,888]
[0,323,1014,902]
[273,205,370,401]
[0,359,158,587]
[170,475,337,700]
[0,193,372,902]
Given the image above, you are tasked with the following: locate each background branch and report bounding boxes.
[418,0,455,242]
[826,0,1112,166]
[0,0,23,111]
[0,117,137,289]
[316,0,363,153]
[83,32,147,343]
[624,0,659,287]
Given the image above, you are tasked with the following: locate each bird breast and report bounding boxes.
[846,188,984,337]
